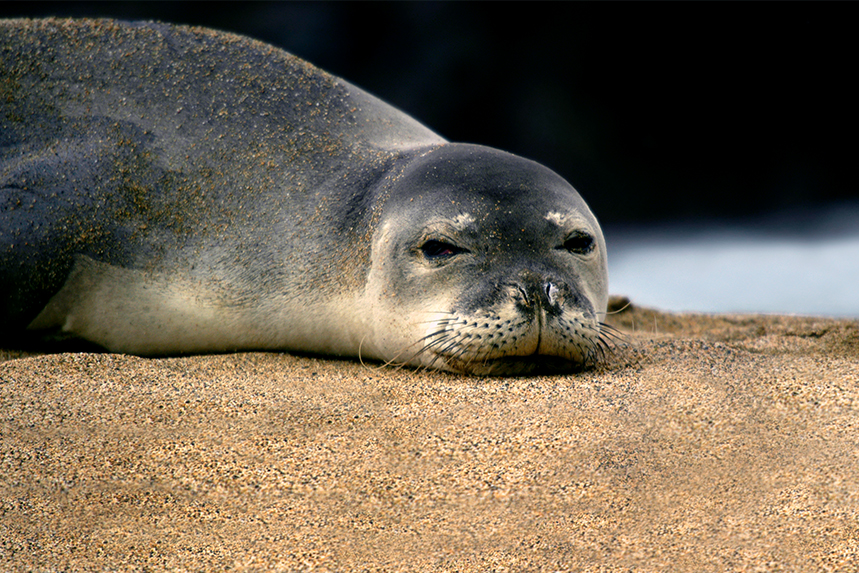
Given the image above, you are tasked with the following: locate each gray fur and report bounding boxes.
[1,18,608,374]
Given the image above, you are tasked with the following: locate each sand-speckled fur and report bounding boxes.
[1,18,609,374]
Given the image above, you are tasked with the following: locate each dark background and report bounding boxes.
[3,2,856,228]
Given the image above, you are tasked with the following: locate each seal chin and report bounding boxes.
[432,353,589,377]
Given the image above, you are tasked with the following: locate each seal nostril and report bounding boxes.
[545,282,559,305]
[517,285,531,306]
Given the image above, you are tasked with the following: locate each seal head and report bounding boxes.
[361,144,609,375]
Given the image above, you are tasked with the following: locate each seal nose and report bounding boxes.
[515,271,563,314]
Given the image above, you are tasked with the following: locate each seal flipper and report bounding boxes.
[0,124,161,341]
[0,182,77,336]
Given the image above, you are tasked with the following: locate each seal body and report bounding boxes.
[1,18,609,375]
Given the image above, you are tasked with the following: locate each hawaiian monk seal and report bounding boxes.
[0,18,611,375]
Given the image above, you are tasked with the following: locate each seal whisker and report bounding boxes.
[597,300,632,316]
[597,322,626,341]
[376,323,461,368]
[383,327,465,372]
[409,335,467,373]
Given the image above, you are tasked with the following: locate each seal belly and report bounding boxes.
[27,256,362,356]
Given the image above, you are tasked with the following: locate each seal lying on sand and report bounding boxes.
[0,18,610,375]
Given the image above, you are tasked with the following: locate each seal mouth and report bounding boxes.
[434,352,587,376]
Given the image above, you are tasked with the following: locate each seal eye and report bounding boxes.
[421,239,465,260]
[560,232,595,255]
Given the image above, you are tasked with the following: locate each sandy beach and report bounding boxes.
[2,301,857,571]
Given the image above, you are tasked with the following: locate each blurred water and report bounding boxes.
[605,206,859,318]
